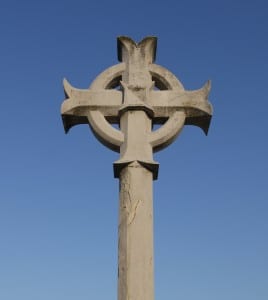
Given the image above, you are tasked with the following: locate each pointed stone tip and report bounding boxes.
[61,115,70,134]
[201,115,212,135]
[63,78,72,99]
[205,79,212,94]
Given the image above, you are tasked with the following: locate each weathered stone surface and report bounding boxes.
[118,161,154,300]
[60,36,213,300]
[61,36,213,161]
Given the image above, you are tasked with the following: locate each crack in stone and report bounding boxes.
[128,197,141,225]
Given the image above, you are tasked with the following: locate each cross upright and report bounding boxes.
[61,36,213,300]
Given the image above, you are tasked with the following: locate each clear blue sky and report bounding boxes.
[1,0,267,299]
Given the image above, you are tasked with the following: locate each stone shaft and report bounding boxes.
[119,110,153,163]
[118,161,154,300]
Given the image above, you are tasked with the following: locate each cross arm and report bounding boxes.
[150,80,212,134]
[61,79,122,133]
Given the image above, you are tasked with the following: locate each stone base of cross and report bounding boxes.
[61,36,213,300]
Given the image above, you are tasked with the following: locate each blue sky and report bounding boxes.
[1,0,267,299]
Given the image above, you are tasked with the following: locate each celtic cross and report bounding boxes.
[61,36,213,300]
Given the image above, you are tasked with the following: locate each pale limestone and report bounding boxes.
[61,36,213,300]
[118,161,154,300]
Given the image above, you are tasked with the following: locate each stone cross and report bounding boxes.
[61,36,213,300]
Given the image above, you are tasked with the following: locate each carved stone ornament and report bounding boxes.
[61,36,212,179]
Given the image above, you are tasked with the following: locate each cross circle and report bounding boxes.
[61,36,212,174]
[61,36,212,179]
[87,62,186,153]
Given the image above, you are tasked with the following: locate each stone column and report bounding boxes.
[118,161,154,300]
